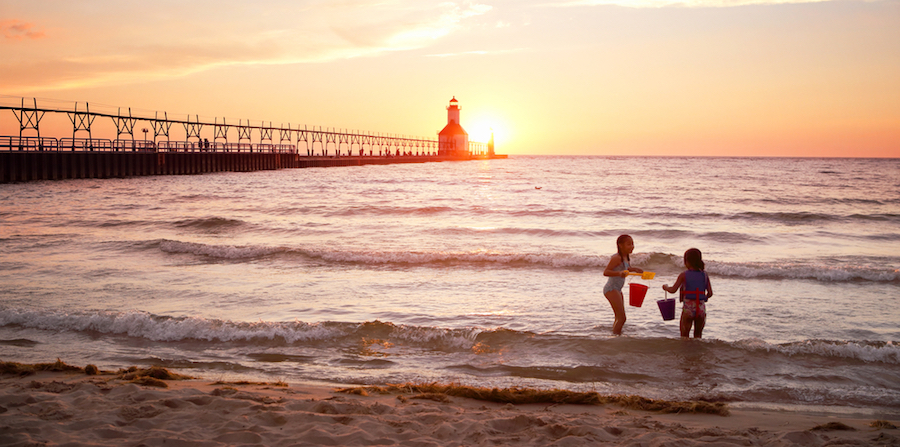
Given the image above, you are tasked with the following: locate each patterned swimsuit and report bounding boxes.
[603,258,630,294]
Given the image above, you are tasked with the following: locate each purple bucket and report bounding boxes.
[657,298,676,321]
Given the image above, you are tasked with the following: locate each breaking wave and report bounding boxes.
[148,239,900,282]
[2,308,898,365]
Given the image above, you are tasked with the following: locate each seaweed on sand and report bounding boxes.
[812,422,856,431]
[118,366,193,382]
[0,359,84,376]
[336,383,730,416]
[870,420,898,429]
[1,360,193,388]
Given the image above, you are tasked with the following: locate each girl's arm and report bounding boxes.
[662,272,685,294]
[706,274,713,299]
[603,254,628,278]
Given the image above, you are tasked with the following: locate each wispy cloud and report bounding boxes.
[543,0,835,7]
[325,2,492,51]
[2,1,493,91]
[427,50,491,57]
[1,19,46,40]
[426,48,526,57]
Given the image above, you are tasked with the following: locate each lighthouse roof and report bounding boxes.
[439,121,468,137]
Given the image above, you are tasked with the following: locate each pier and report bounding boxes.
[0,98,505,183]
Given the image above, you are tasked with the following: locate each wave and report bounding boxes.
[440,227,764,244]
[444,227,604,239]
[271,204,900,226]
[0,338,39,347]
[57,216,249,232]
[148,239,900,283]
[153,238,611,268]
[95,219,154,229]
[2,309,898,366]
[158,239,282,259]
[727,211,900,224]
[448,364,655,384]
[173,217,247,232]
[707,259,900,282]
[734,338,900,365]
[325,205,455,217]
[0,309,477,351]
[627,229,764,244]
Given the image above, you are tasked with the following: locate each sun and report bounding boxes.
[466,114,508,145]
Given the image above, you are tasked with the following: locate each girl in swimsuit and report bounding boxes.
[662,248,713,338]
[603,235,643,335]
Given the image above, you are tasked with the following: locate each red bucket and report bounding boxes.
[629,283,648,307]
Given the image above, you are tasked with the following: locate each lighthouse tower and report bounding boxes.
[447,97,461,125]
[438,97,469,157]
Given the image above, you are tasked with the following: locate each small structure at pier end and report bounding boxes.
[437,97,469,158]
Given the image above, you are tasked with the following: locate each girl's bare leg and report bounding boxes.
[693,314,706,338]
[604,290,626,335]
[680,312,692,338]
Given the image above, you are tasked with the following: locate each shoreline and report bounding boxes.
[1,362,897,446]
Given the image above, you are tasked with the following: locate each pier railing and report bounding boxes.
[0,136,461,156]
[0,97,491,156]
[0,136,303,154]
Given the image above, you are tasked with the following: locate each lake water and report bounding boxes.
[1,156,898,417]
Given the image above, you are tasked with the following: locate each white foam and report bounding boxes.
[735,338,900,364]
[153,239,899,283]
[0,308,481,349]
[317,249,608,268]
[710,262,899,282]
[159,240,281,259]
[0,308,347,343]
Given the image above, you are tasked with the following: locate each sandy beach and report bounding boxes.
[1,363,897,446]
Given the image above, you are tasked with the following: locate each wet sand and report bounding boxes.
[1,366,898,446]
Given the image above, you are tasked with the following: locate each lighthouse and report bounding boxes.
[438,97,469,157]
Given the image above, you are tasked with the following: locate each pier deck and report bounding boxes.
[0,149,506,183]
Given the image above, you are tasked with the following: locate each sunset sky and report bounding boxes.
[1,0,898,157]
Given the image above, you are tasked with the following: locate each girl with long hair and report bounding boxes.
[602,235,643,335]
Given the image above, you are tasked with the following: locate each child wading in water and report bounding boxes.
[603,235,643,335]
[662,248,713,338]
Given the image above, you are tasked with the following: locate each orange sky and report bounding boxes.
[1,0,898,157]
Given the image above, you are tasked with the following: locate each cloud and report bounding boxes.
[389,2,492,46]
[1,1,493,91]
[328,2,493,50]
[3,39,288,91]
[543,0,834,7]
[1,20,46,40]
[427,50,490,57]
[425,48,525,57]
